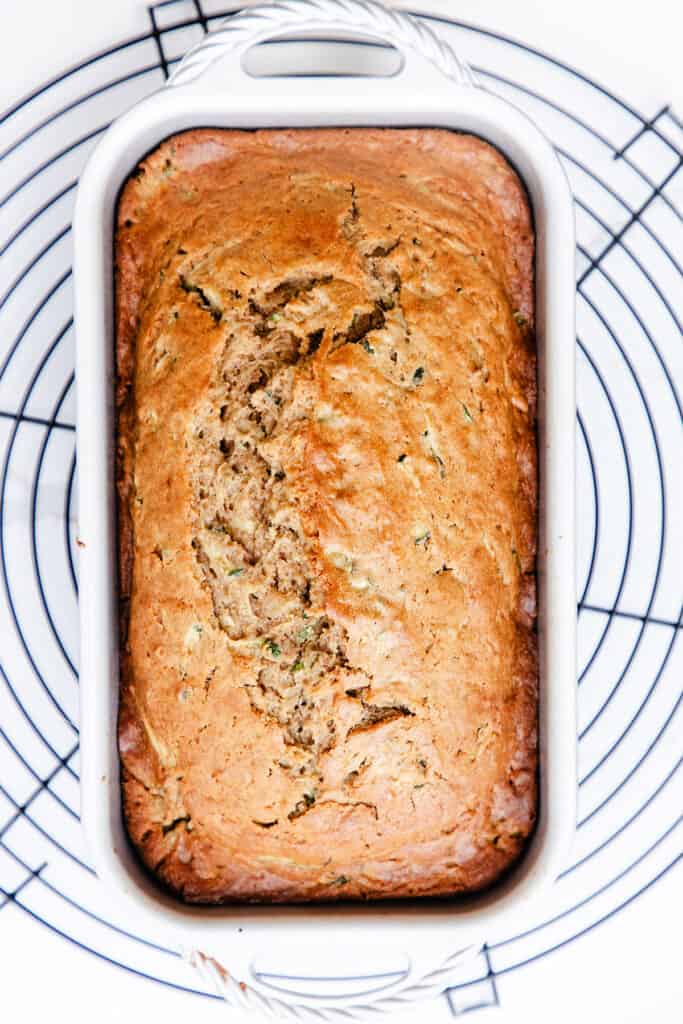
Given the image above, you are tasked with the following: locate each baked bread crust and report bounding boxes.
[115,128,537,903]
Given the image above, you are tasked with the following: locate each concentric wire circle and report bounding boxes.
[0,2,680,1013]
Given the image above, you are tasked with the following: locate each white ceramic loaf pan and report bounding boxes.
[74,0,576,1016]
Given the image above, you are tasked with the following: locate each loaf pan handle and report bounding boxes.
[186,942,480,1021]
[168,0,478,89]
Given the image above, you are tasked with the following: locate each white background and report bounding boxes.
[1,2,681,1023]
[2,0,681,112]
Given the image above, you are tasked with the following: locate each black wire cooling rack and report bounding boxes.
[0,1,681,1015]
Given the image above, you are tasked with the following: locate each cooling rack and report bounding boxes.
[0,1,681,1016]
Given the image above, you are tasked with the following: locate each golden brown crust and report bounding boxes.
[115,128,537,903]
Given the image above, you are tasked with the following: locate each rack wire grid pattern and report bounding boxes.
[0,1,681,1015]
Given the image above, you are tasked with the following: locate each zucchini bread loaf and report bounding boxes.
[116,128,537,903]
